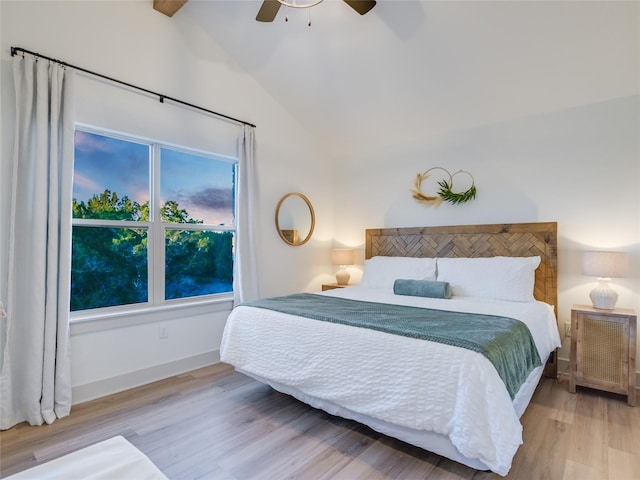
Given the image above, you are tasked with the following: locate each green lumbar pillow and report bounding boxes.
[393,279,452,299]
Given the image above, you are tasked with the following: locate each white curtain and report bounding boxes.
[0,55,74,429]
[233,125,260,304]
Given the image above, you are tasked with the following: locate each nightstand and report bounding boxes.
[569,304,636,406]
[321,283,349,291]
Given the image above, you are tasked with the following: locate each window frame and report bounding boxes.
[70,125,237,321]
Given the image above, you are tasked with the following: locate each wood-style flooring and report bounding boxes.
[1,363,639,479]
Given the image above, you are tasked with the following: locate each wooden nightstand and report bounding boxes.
[321,283,349,291]
[569,304,636,406]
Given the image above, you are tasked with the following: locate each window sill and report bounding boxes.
[69,295,234,335]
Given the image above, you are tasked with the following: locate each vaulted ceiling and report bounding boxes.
[160,1,639,157]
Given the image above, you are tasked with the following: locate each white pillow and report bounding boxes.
[436,256,541,302]
[360,256,437,290]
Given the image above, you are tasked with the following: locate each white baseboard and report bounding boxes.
[557,357,570,378]
[72,350,220,405]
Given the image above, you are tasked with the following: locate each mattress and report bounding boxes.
[220,286,561,476]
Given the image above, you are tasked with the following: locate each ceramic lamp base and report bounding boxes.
[335,268,350,285]
[589,278,618,310]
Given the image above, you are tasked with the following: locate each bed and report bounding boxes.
[220,222,561,476]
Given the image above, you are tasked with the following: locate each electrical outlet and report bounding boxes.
[564,322,571,338]
[158,325,169,339]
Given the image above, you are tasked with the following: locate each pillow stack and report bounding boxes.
[361,255,541,302]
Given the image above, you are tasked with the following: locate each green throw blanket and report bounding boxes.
[242,293,542,399]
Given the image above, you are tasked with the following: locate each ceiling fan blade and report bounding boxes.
[343,0,376,15]
[153,0,189,17]
[256,0,282,22]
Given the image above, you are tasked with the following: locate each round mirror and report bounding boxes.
[275,192,315,246]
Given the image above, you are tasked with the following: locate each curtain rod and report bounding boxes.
[10,46,256,128]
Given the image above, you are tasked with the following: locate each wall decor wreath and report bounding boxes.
[411,167,477,206]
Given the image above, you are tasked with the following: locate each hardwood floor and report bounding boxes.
[1,363,639,479]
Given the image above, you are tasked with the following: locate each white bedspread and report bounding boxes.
[220,287,560,476]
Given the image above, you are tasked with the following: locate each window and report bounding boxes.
[71,128,236,312]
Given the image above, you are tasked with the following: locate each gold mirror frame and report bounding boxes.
[275,192,316,246]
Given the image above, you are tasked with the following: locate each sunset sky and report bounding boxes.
[73,130,235,225]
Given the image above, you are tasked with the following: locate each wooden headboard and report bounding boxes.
[365,222,558,310]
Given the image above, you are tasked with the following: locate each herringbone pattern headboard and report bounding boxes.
[365,222,558,309]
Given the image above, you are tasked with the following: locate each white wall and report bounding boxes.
[1,0,638,403]
[332,95,640,370]
[0,0,335,403]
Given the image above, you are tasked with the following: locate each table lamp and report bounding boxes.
[582,251,628,310]
[331,249,355,285]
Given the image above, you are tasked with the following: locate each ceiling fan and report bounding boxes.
[256,0,376,22]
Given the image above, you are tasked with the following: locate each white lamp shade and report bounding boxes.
[582,251,628,278]
[331,249,355,266]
